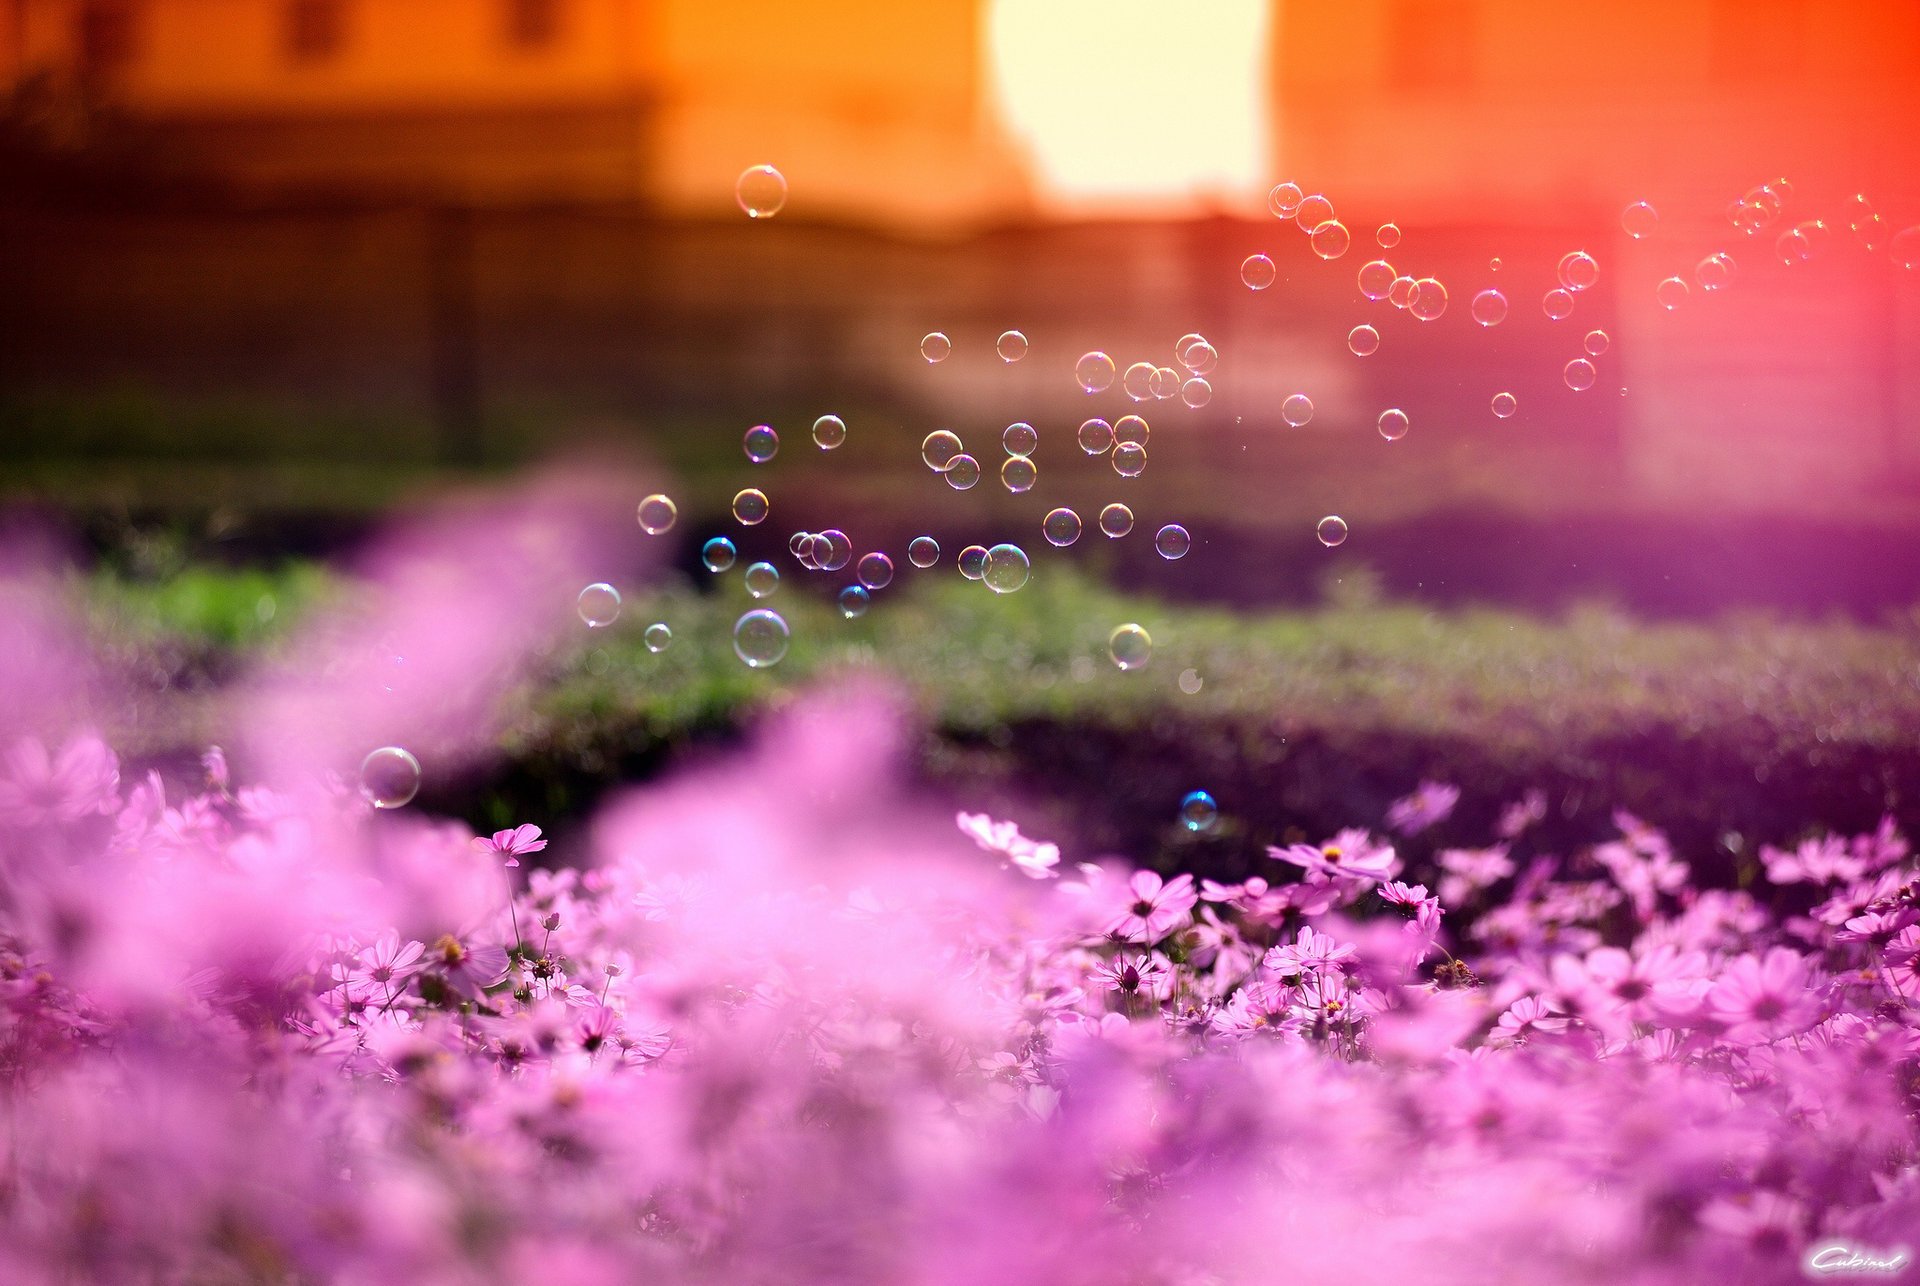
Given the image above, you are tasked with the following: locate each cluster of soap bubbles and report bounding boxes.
[1259,182,1354,267]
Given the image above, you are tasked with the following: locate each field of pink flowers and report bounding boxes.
[3,482,1918,1284]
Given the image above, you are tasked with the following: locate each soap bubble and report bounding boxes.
[908,536,940,567]
[1180,790,1219,832]
[1564,358,1596,392]
[1076,350,1116,393]
[1154,524,1191,560]
[1077,417,1115,455]
[577,582,622,628]
[1409,278,1448,321]
[1376,222,1402,249]
[1001,456,1037,493]
[1542,289,1573,320]
[1043,507,1083,546]
[1584,329,1610,356]
[1776,225,1813,265]
[702,536,738,572]
[1282,394,1314,427]
[1108,623,1153,670]
[1357,259,1397,300]
[1316,515,1349,547]
[732,488,770,525]
[644,623,672,653]
[996,329,1029,362]
[1557,250,1600,292]
[1377,408,1409,441]
[1294,194,1334,231]
[1846,195,1886,251]
[744,424,779,463]
[1621,200,1658,239]
[1178,668,1203,694]
[1656,276,1689,310]
[1176,334,1214,371]
[735,164,787,218]
[1112,443,1147,477]
[1491,391,1517,418]
[1122,361,1155,401]
[1267,181,1304,217]
[1310,220,1352,260]
[957,545,988,580]
[1489,257,1502,271]
[791,532,818,569]
[732,609,789,667]
[1150,366,1182,399]
[1696,253,1735,291]
[744,561,780,598]
[1348,324,1380,356]
[1240,254,1277,290]
[1099,503,1134,538]
[1181,378,1213,408]
[837,586,869,619]
[1114,414,1150,447]
[857,552,894,590]
[359,746,422,810]
[1388,275,1416,309]
[920,332,951,363]
[982,544,1031,594]
[1470,288,1508,326]
[637,494,677,534]
[816,529,853,572]
[920,430,964,470]
[811,415,847,449]
[944,454,981,490]
[1002,422,1038,456]
[1889,226,1919,270]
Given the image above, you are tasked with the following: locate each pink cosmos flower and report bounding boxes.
[1489,996,1572,1047]
[1706,948,1819,1045]
[1496,789,1548,839]
[1269,829,1397,881]
[1549,944,1704,1035]
[956,811,1061,879]
[1091,952,1172,1000]
[1102,870,1197,944]
[336,932,427,1004]
[1436,845,1516,907]
[1760,834,1862,886]
[473,823,548,868]
[1386,780,1459,836]
[0,732,120,826]
[1263,924,1358,978]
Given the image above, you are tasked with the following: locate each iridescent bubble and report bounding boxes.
[1894,227,1920,270]
[1002,422,1038,456]
[735,164,788,218]
[1564,358,1596,392]
[1001,456,1037,493]
[1076,350,1116,393]
[1489,256,1502,271]
[733,609,789,666]
[637,494,677,535]
[837,586,869,618]
[1470,288,1508,327]
[1123,361,1155,401]
[1656,276,1689,310]
[1112,443,1146,477]
[1357,259,1397,301]
[1178,668,1203,695]
[958,545,988,580]
[1096,503,1133,539]
[744,561,780,598]
[1175,333,1210,368]
[1180,790,1219,832]
[817,529,853,572]
[1154,524,1191,560]
[1377,408,1409,441]
[982,543,1031,594]
[1282,394,1314,427]
[1847,195,1886,251]
[1584,329,1610,356]
[1181,378,1213,408]
[1376,222,1402,249]
[908,536,940,568]
[1267,181,1304,218]
[920,332,951,363]
[1108,623,1153,670]
[1240,254,1277,291]
[1621,200,1658,239]
[644,623,672,653]
[1310,220,1352,260]
[577,582,622,628]
[1150,366,1182,399]
[1776,226,1813,265]
[744,424,779,463]
[1348,324,1380,356]
[921,430,964,470]
[1491,391,1517,418]
[996,329,1029,362]
[1388,275,1416,309]
[944,454,981,490]
[1557,251,1600,292]
[790,531,818,569]
[857,552,894,590]
[1316,515,1349,548]
[1409,278,1448,321]
[1696,253,1735,291]
[812,415,847,449]
[732,488,770,526]
[1043,507,1083,547]
[1182,340,1218,375]
[1542,289,1573,320]
[1077,417,1115,454]
[1114,415,1150,447]
[359,746,421,810]
[1294,194,1334,232]
[703,536,738,572]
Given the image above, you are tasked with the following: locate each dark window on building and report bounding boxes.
[286,0,347,64]
[1710,0,1806,83]
[1385,0,1475,95]
[505,0,562,50]
[77,1,139,84]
